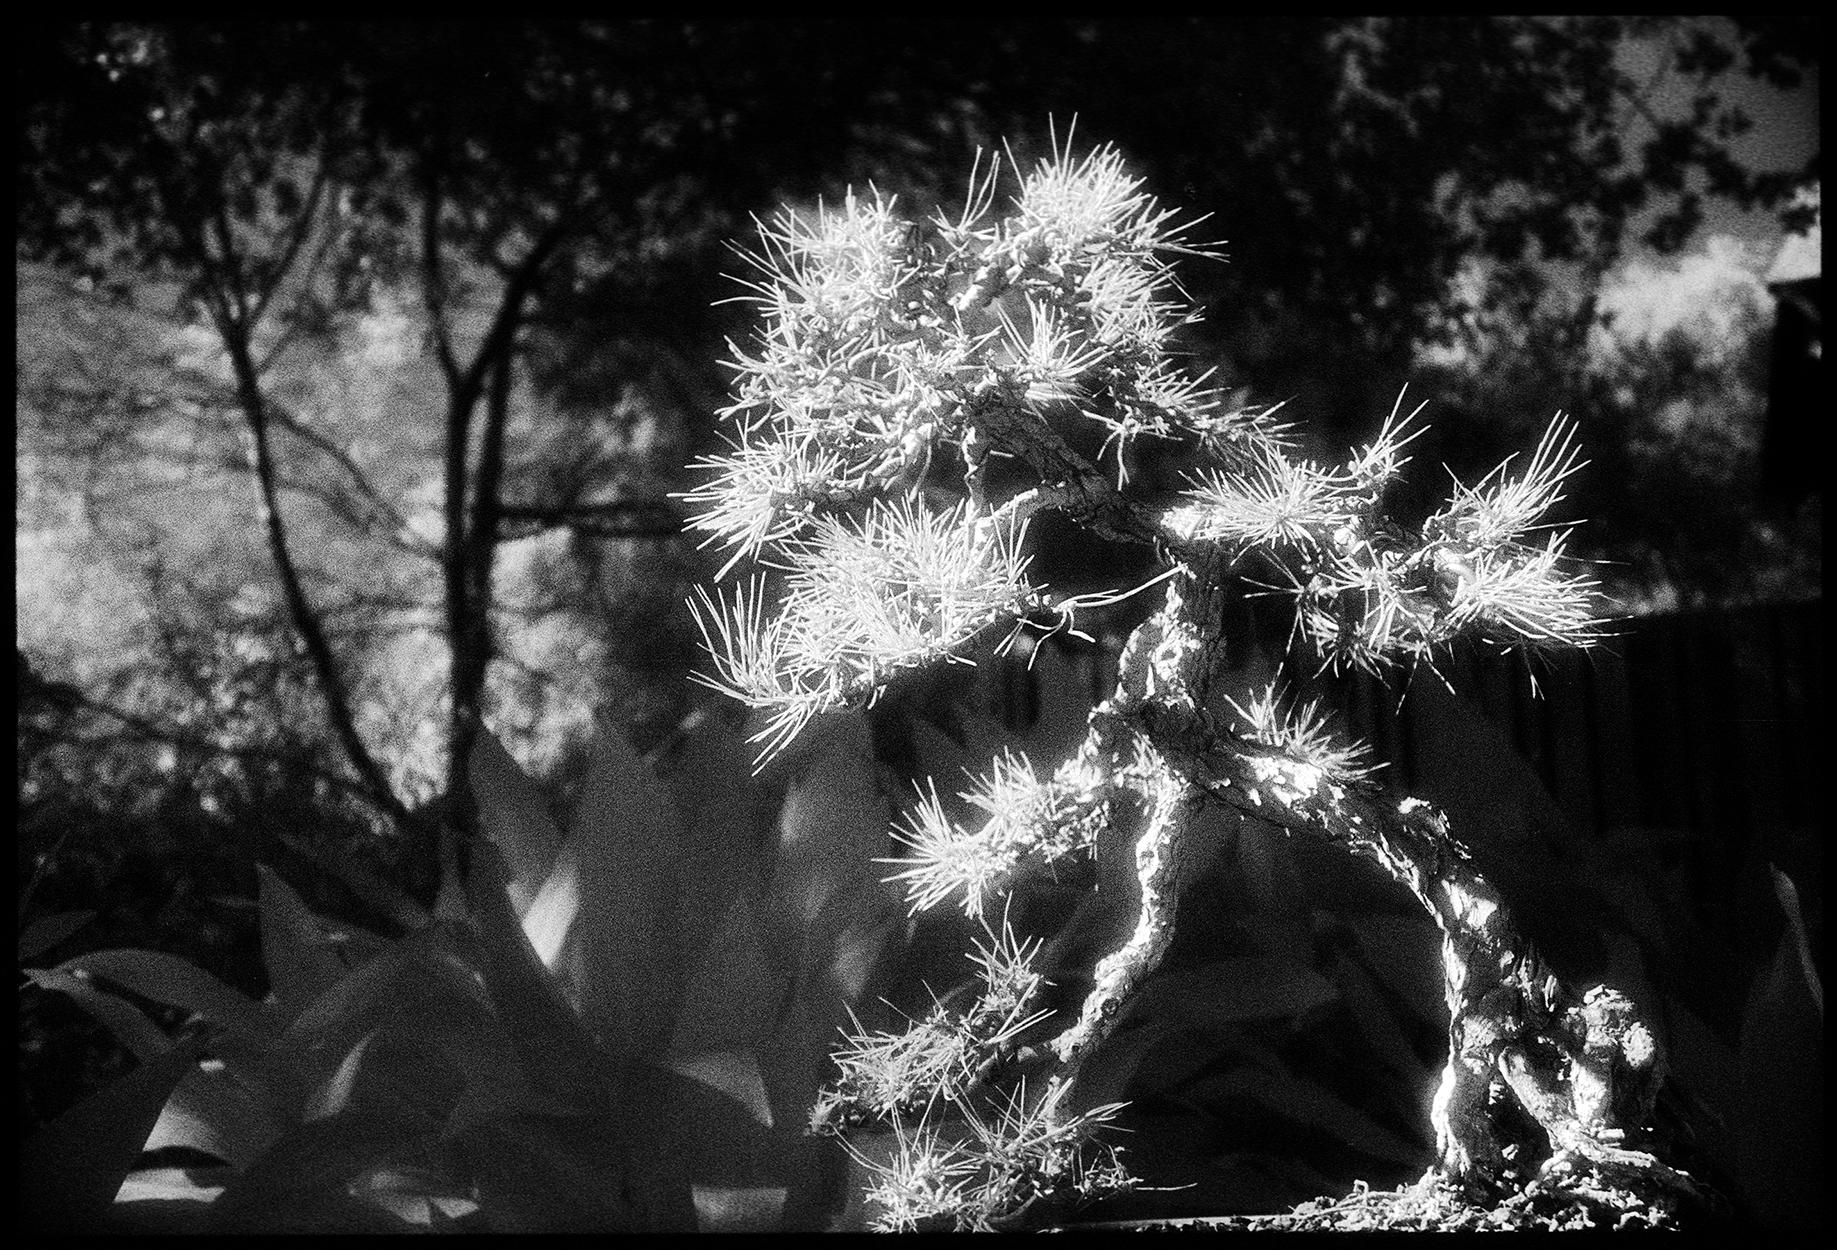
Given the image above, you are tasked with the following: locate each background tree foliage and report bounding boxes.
[16,17,1819,1180]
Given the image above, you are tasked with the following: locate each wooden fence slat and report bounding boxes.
[1584,647,1641,833]
[1730,609,1788,833]
[1544,658,1596,836]
[1633,626,1693,832]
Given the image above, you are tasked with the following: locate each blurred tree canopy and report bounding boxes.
[17,18,1818,910]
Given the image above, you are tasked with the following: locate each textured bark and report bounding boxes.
[1034,560,1714,1214]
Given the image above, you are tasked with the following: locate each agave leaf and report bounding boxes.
[655,709,779,948]
[145,1058,289,1169]
[901,708,974,782]
[301,960,503,1128]
[667,1047,774,1129]
[1321,940,1439,1092]
[767,716,891,934]
[757,725,899,1098]
[693,1184,789,1232]
[22,966,173,1063]
[1732,865,1824,1230]
[206,1026,310,1119]
[518,840,581,971]
[115,1164,232,1204]
[304,1029,414,1125]
[668,888,782,1058]
[441,1072,580,1139]
[1065,1016,1170,1110]
[256,864,351,1022]
[462,842,622,1109]
[203,1108,431,1233]
[278,939,416,1074]
[56,947,274,1040]
[284,926,507,1123]
[552,718,686,1059]
[1337,911,1447,1034]
[1396,672,1615,970]
[112,1164,232,1232]
[823,907,900,1007]
[468,730,563,917]
[19,1036,206,1233]
[345,1164,480,1227]
[633,1056,784,1184]
[1084,1020,1238,1108]
[956,701,1021,764]
[1015,638,1098,761]
[452,1109,695,1233]
[754,965,855,1222]
[17,907,94,962]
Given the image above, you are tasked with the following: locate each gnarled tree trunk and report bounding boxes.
[1039,561,1718,1221]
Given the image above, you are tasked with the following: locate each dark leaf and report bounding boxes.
[1732,866,1824,1230]
[281,924,510,1118]
[767,714,891,938]
[145,1058,289,1168]
[204,1109,429,1233]
[57,946,273,1040]
[468,729,563,916]
[461,842,622,1108]
[302,1025,467,1127]
[109,1165,232,1234]
[345,1165,481,1227]
[257,863,351,1020]
[452,1109,695,1233]
[23,966,174,1063]
[692,1184,788,1232]
[17,908,95,962]
[551,718,687,1057]
[668,888,782,1057]
[19,1037,207,1233]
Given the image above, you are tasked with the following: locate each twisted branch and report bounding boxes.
[1019,561,1715,1217]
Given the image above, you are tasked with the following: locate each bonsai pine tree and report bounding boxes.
[681,133,1716,1231]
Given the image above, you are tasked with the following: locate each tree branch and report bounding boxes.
[261,399,439,559]
[495,499,684,541]
[1101,561,1695,1207]
[246,155,331,332]
[212,307,408,825]
[23,699,385,819]
[419,166,464,393]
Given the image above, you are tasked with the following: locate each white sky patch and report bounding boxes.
[1591,232,1771,362]
[1419,229,1785,374]
[172,318,232,382]
[357,296,415,368]
[1413,259,1495,370]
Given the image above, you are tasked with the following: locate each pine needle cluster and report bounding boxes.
[1225,681,1381,784]
[811,921,1050,1133]
[1179,400,1601,676]
[680,128,1245,774]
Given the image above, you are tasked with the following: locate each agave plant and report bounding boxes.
[20,715,898,1233]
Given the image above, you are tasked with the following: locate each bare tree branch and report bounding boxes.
[495,499,684,540]
[419,166,465,393]
[246,155,331,331]
[214,306,409,824]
